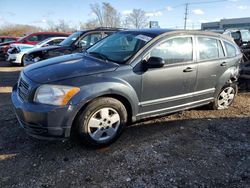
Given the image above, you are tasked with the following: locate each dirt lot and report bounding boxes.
[0,60,249,188]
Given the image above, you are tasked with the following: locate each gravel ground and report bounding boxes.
[0,61,250,188]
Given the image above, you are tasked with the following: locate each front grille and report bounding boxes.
[18,77,30,102]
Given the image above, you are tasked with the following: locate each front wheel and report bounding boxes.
[75,97,127,147]
[211,83,237,110]
[21,54,26,66]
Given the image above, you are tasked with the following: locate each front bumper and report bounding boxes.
[7,53,22,64]
[11,84,77,139]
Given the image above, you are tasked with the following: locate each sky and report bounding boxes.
[0,0,250,29]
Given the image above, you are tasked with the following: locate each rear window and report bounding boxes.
[224,41,237,58]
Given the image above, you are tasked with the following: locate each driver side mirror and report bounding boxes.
[146,57,165,68]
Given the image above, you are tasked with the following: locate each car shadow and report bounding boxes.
[1,116,249,156]
[0,116,249,187]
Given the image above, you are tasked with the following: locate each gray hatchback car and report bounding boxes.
[12,29,242,146]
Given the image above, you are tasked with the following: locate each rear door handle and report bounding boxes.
[183,67,195,72]
[221,62,227,67]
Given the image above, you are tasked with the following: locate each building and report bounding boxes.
[201,17,250,30]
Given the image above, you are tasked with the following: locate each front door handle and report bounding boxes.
[221,62,227,67]
[183,67,195,72]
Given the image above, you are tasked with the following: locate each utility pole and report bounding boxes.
[184,3,189,30]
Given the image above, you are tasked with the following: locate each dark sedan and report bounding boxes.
[23,28,121,66]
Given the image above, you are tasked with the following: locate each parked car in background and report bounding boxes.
[7,37,66,66]
[23,28,121,66]
[0,32,69,59]
[12,29,242,147]
[223,29,250,61]
[0,36,19,44]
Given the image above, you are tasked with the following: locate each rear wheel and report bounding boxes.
[211,83,237,110]
[76,97,127,147]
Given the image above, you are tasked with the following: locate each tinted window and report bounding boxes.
[4,38,16,42]
[198,37,222,60]
[28,35,39,41]
[224,41,237,57]
[28,34,44,42]
[47,39,64,45]
[60,31,82,46]
[77,33,102,49]
[231,32,241,40]
[150,37,193,64]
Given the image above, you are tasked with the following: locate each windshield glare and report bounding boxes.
[241,30,250,42]
[59,31,81,46]
[87,32,153,64]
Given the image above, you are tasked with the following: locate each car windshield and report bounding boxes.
[241,30,250,42]
[86,32,153,64]
[59,31,81,46]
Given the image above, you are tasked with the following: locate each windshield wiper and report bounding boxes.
[88,51,109,61]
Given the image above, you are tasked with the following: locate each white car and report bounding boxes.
[7,37,66,65]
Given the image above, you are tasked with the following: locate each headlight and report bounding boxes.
[34,85,80,106]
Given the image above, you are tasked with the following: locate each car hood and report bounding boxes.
[11,44,34,51]
[23,53,119,83]
[11,43,34,48]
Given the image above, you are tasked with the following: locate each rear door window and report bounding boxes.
[149,37,193,64]
[224,41,237,57]
[197,37,223,61]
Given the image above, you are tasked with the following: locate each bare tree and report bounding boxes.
[47,20,73,32]
[89,2,121,28]
[125,9,148,29]
[90,3,104,27]
[0,24,41,37]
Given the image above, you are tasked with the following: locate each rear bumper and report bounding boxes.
[11,84,77,139]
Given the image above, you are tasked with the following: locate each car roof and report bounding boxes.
[0,36,18,38]
[117,28,234,41]
[77,27,123,34]
[28,31,69,35]
[120,29,174,37]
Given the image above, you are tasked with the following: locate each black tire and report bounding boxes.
[210,83,238,110]
[21,54,26,66]
[75,97,127,147]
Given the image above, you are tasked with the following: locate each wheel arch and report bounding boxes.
[70,93,135,137]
